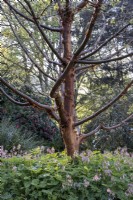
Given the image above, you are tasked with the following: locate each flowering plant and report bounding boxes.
[1,148,133,200]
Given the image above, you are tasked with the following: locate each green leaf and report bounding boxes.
[31,179,39,186]
[130,19,133,24]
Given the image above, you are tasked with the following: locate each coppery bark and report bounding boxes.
[59,3,78,156]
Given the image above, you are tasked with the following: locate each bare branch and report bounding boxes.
[75,80,133,126]
[3,0,62,32]
[17,0,32,15]
[1,8,56,82]
[0,87,30,106]
[77,52,133,64]
[76,43,133,71]
[80,23,130,59]
[79,113,133,142]
[79,125,101,142]
[23,0,64,63]
[75,0,90,13]
[12,10,61,67]
[50,59,75,98]
[0,77,59,121]
[76,64,96,71]
[74,0,103,56]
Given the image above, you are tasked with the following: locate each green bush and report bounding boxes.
[1,150,133,200]
[0,95,59,141]
[0,97,63,151]
[0,119,43,151]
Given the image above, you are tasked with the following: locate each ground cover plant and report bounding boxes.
[1,149,133,200]
[0,0,133,156]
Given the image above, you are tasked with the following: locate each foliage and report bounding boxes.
[0,95,63,151]
[0,118,43,151]
[0,145,55,158]
[0,0,133,156]
[1,150,133,200]
[84,94,133,152]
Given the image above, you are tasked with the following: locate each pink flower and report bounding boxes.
[46,147,55,154]
[93,174,101,181]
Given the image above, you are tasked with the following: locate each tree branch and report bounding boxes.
[0,87,30,106]
[0,77,59,121]
[50,59,76,98]
[75,80,133,126]
[74,0,103,56]
[76,43,133,71]
[1,8,56,82]
[12,10,61,67]
[50,0,103,98]
[79,125,101,142]
[76,64,96,71]
[77,52,133,64]
[3,0,62,32]
[23,0,64,63]
[79,113,133,142]
[17,0,32,15]
[80,23,130,59]
[75,0,91,13]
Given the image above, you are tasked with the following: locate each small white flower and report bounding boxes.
[93,174,101,181]
[83,179,90,187]
[107,188,115,196]
[107,188,112,193]
[51,147,55,153]
[12,166,17,171]
[66,175,73,186]
[17,144,21,150]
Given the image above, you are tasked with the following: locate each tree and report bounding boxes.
[0,0,133,157]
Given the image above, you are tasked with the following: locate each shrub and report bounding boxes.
[0,119,43,151]
[0,97,63,151]
[1,149,133,200]
[0,96,59,141]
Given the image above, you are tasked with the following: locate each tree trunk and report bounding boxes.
[61,120,80,156]
[60,8,78,156]
[62,67,79,156]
